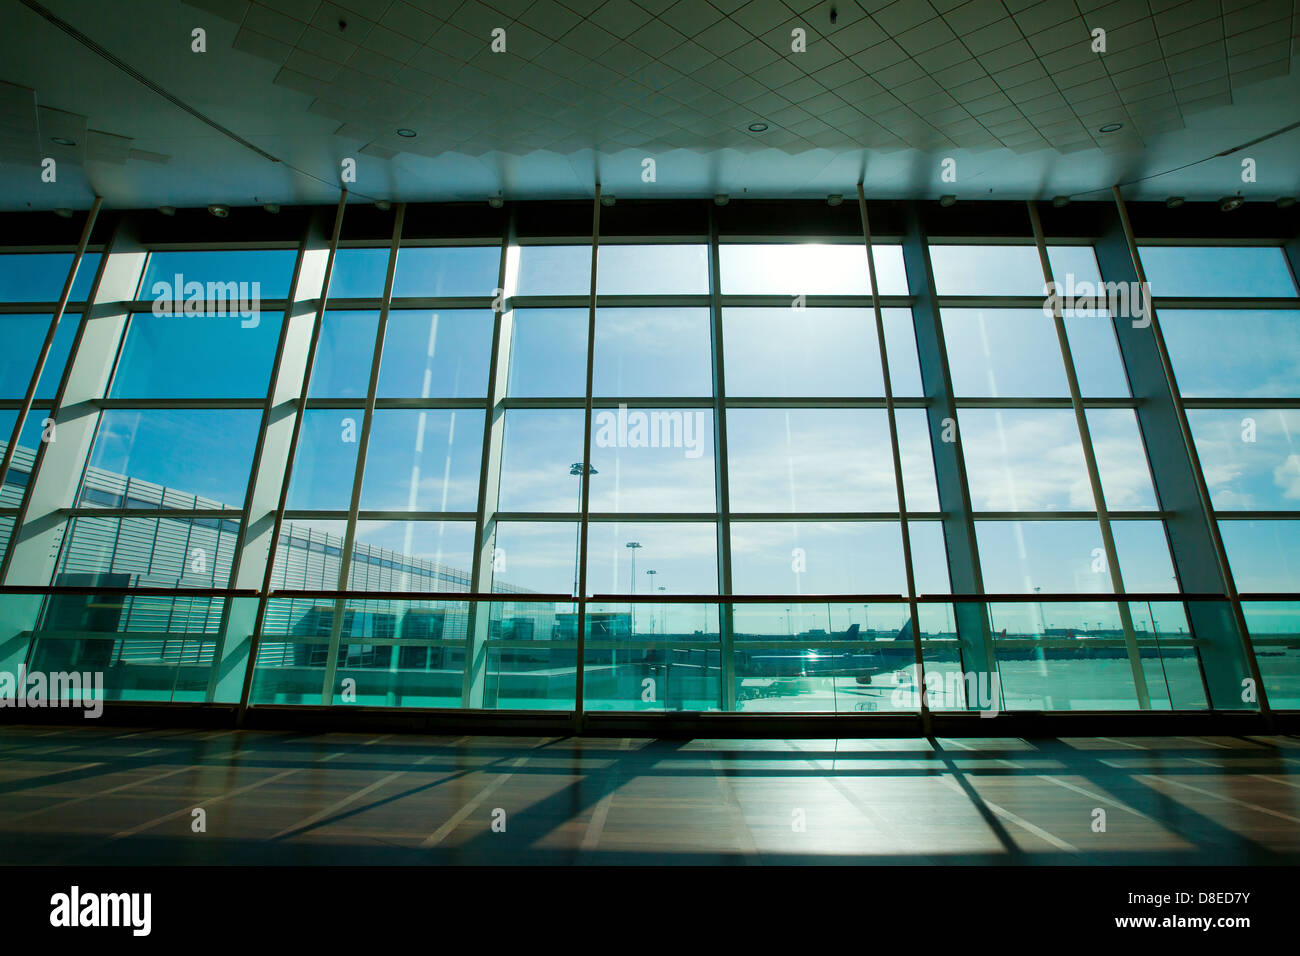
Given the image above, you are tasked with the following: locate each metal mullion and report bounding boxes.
[62,508,243,520]
[1030,199,1149,709]
[719,295,915,308]
[0,302,87,314]
[0,197,100,493]
[237,192,349,723]
[462,208,517,708]
[573,186,602,730]
[120,299,290,313]
[205,226,339,699]
[386,296,495,310]
[729,511,909,521]
[937,296,1047,309]
[706,203,736,711]
[594,295,711,308]
[1153,298,1298,309]
[320,203,406,705]
[1112,186,1272,719]
[1216,511,1300,521]
[859,185,927,732]
[1182,398,1300,408]
[93,398,268,410]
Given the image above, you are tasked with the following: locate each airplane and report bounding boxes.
[735,619,912,701]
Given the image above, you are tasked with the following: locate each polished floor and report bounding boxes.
[0,726,1297,865]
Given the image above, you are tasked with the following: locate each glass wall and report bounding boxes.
[0,203,1293,719]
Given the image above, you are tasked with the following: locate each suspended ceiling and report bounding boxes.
[1,0,1298,210]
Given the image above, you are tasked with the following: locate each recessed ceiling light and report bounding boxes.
[51,136,76,146]
[747,122,768,132]
[1276,196,1296,209]
[939,194,957,207]
[827,194,843,206]
[396,128,416,137]
[714,194,729,205]
[1051,195,1070,207]
[207,204,229,218]
[1165,196,1185,208]
[1098,123,1123,133]
[1219,195,1243,212]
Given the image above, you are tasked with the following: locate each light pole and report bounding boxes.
[645,569,657,633]
[569,463,596,599]
[625,541,642,635]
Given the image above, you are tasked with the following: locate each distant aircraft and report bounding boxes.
[736,619,911,700]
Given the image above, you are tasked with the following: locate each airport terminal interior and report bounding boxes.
[0,0,1298,865]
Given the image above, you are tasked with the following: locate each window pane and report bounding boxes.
[309,311,378,398]
[516,245,588,295]
[590,407,715,512]
[909,520,950,594]
[507,308,586,397]
[490,521,576,593]
[359,409,484,512]
[594,308,711,396]
[1241,601,1300,708]
[81,410,259,510]
[1111,520,1177,592]
[1085,408,1158,510]
[720,243,907,294]
[896,408,939,511]
[1047,246,1103,287]
[141,249,298,300]
[110,311,280,398]
[929,245,1043,296]
[727,408,897,512]
[1220,520,1300,591]
[1162,310,1300,397]
[54,515,238,587]
[329,248,390,298]
[287,410,361,510]
[1064,313,1129,397]
[730,521,906,593]
[1,314,53,398]
[597,244,708,294]
[976,520,1111,593]
[959,409,1092,511]
[1139,246,1296,298]
[348,520,476,592]
[0,253,83,301]
[883,309,923,396]
[0,313,78,400]
[586,521,717,594]
[723,308,884,397]
[391,246,499,297]
[942,308,1068,397]
[377,309,492,398]
[1188,408,1300,510]
[271,518,348,589]
[497,409,584,512]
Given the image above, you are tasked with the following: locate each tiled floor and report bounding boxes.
[1,726,1297,865]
